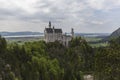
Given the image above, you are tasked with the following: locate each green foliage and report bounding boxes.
[69,37,94,72]
[95,37,120,80]
[2,36,120,80]
[0,38,65,80]
[0,36,7,54]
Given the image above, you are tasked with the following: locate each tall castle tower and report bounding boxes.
[71,28,74,38]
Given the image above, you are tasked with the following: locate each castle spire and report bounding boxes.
[49,21,51,28]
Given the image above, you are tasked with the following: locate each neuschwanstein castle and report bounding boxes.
[44,21,74,46]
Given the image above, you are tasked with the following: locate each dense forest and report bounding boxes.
[0,36,120,80]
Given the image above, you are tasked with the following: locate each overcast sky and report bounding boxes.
[0,0,120,33]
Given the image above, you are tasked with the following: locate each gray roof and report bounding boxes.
[45,28,53,33]
[45,28,62,33]
[54,29,62,33]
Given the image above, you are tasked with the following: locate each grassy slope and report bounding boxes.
[83,37,108,47]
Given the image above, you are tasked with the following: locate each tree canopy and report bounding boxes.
[0,36,120,80]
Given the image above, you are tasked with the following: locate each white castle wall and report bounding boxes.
[45,32,63,43]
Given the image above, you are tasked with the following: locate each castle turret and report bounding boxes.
[71,28,74,38]
[53,26,55,29]
[49,21,51,28]
[53,26,55,33]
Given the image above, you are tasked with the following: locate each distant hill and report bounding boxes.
[109,28,120,39]
[0,31,43,36]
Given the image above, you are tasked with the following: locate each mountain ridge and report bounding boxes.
[0,31,43,36]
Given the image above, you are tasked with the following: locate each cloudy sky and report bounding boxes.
[0,0,120,33]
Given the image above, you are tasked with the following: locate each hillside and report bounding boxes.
[104,27,120,41]
[109,28,120,38]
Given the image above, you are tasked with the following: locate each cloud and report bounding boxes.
[0,0,120,33]
[85,0,120,11]
[90,21,104,25]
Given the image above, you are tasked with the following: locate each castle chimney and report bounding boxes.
[71,28,74,38]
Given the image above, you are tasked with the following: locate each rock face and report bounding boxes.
[83,75,93,80]
[109,28,120,39]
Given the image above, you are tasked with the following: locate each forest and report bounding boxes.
[0,36,120,80]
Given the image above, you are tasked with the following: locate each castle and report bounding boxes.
[44,21,74,46]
